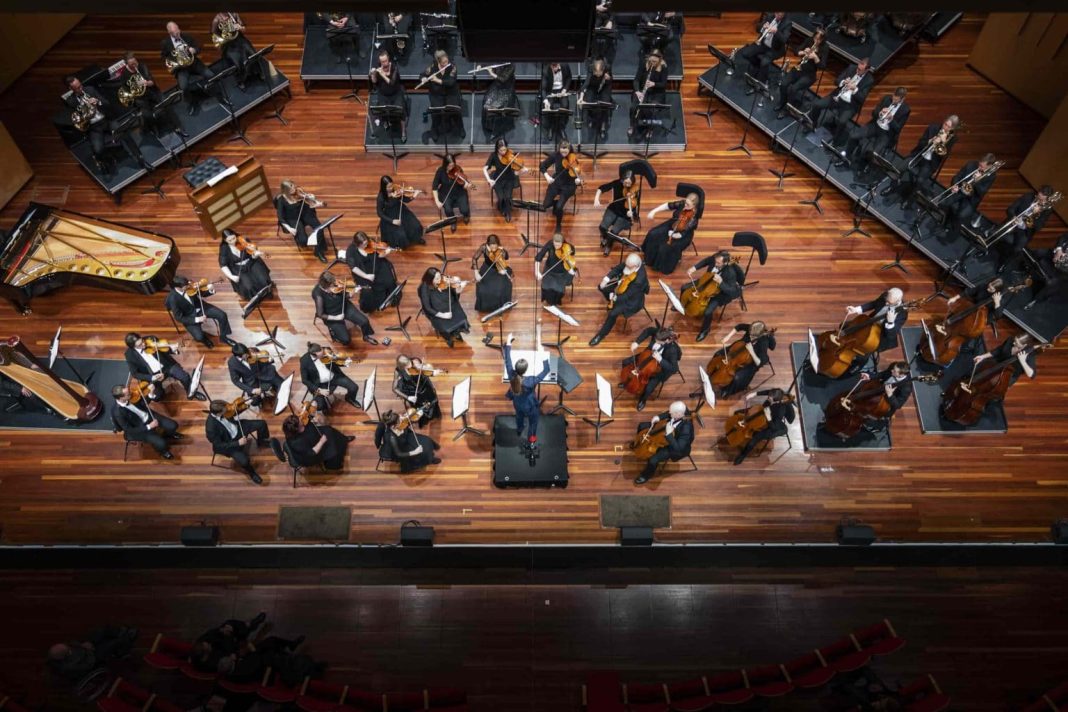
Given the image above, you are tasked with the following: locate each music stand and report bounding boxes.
[48,326,89,386]
[369,104,408,171]
[690,364,717,429]
[272,373,295,416]
[451,376,484,441]
[693,44,731,128]
[800,140,835,215]
[308,212,342,256]
[841,146,896,239]
[188,355,209,401]
[770,104,811,190]
[540,104,572,146]
[480,299,517,351]
[140,92,185,192]
[582,373,615,443]
[511,198,547,256]
[427,104,463,157]
[912,191,944,243]
[542,304,578,355]
[425,215,461,268]
[729,74,768,157]
[605,229,642,264]
[247,44,290,124]
[423,19,457,54]
[361,366,381,425]
[111,112,153,179]
[656,278,687,329]
[579,100,615,168]
[325,29,363,104]
[484,106,520,142]
[242,283,285,357]
[204,66,249,146]
[550,353,583,416]
[381,279,411,340]
[633,103,673,160]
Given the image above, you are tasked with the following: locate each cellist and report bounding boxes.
[634,401,694,485]
[687,251,745,343]
[730,388,795,466]
[843,287,907,372]
[624,327,681,412]
[710,321,777,397]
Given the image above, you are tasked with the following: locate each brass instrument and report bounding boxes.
[785,44,818,73]
[164,41,194,71]
[834,74,861,102]
[1024,192,1062,228]
[981,191,1061,248]
[211,13,239,48]
[317,11,345,23]
[933,160,1004,205]
[876,103,900,131]
[118,72,147,108]
[71,98,96,132]
[922,127,954,161]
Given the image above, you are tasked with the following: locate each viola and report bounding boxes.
[722,395,794,450]
[221,395,252,419]
[821,378,892,440]
[705,329,777,390]
[395,400,437,431]
[673,206,696,232]
[621,339,673,396]
[941,344,1050,425]
[679,258,739,318]
[330,279,359,295]
[920,282,1029,366]
[447,164,477,189]
[234,235,264,258]
[388,183,421,199]
[631,416,690,460]
[435,274,467,292]
[247,347,273,364]
[319,349,354,367]
[406,362,447,377]
[363,238,393,255]
[129,379,156,404]
[815,296,932,378]
[182,278,223,297]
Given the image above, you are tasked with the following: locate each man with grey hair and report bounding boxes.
[634,400,693,485]
[845,287,908,372]
[46,626,137,681]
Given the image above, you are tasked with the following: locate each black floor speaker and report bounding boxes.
[836,523,876,546]
[180,525,220,547]
[400,525,435,547]
[620,526,654,546]
[1052,520,1068,545]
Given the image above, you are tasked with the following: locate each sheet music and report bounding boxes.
[206,165,238,187]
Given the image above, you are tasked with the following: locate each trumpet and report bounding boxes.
[118,72,147,107]
[784,47,817,73]
[164,41,194,71]
[834,75,861,101]
[922,127,954,161]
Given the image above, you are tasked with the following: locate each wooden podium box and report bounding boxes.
[186,156,272,239]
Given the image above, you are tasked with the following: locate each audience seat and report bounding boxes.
[297,679,349,712]
[743,664,794,697]
[426,687,468,710]
[1020,680,1068,712]
[143,635,190,671]
[664,677,708,707]
[898,675,951,712]
[851,619,906,657]
[257,669,302,704]
[817,637,871,673]
[782,651,835,689]
[96,678,183,712]
[704,671,753,705]
[623,681,668,711]
[583,671,626,712]
[217,669,269,695]
[384,691,424,711]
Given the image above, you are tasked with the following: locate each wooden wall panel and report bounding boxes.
[0,122,33,209]
[0,13,83,94]
[1020,93,1068,222]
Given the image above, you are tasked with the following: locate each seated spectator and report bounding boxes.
[219,634,324,686]
[46,625,138,681]
[190,611,265,673]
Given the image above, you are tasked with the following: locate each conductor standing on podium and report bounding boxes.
[503,333,551,448]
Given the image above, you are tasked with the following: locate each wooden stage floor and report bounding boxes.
[0,13,1065,546]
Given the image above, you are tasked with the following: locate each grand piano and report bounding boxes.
[0,202,180,312]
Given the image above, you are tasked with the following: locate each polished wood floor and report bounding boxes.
[0,13,1065,545]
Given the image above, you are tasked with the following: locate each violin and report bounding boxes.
[182,278,223,297]
[620,335,676,396]
[815,296,934,378]
[128,379,157,404]
[821,378,893,441]
[296,186,326,208]
[673,206,696,232]
[362,238,394,256]
[562,153,582,181]
[632,416,691,460]
[329,278,360,296]
[623,182,640,215]
[555,242,577,272]
[143,336,178,356]
[941,343,1050,426]
[221,395,252,419]
[722,394,795,450]
[474,245,510,273]
[500,149,525,171]
[234,235,264,258]
[679,258,740,318]
[394,400,437,431]
[319,348,354,367]
[388,183,422,199]
[447,164,477,190]
[298,400,319,426]
[705,329,778,390]
[246,347,273,364]
[436,274,468,292]
[920,282,1029,367]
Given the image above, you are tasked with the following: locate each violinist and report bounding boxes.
[774,27,828,119]
[633,400,693,485]
[643,192,699,275]
[281,413,354,472]
[540,140,582,232]
[594,170,637,256]
[312,272,378,347]
[711,321,777,397]
[227,343,284,406]
[996,185,1056,273]
[535,233,578,307]
[110,383,183,460]
[580,59,614,141]
[839,87,910,175]
[392,354,443,426]
[629,50,668,140]
[164,276,235,350]
[219,228,272,301]
[211,12,262,90]
[880,115,960,210]
[472,234,513,313]
[123,332,204,401]
[687,251,744,343]
[730,388,795,466]
[589,253,650,347]
[369,49,407,142]
[346,231,399,314]
[374,409,441,472]
[483,138,529,223]
[479,62,517,137]
[937,153,998,234]
[503,333,552,446]
[205,399,272,485]
[377,175,425,249]
[855,361,914,434]
[299,342,361,413]
[804,59,873,144]
[843,287,908,371]
[734,12,790,86]
[625,327,681,412]
[422,50,463,142]
[276,179,328,263]
[539,62,573,142]
[432,153,472,229]
[418,267,471,348]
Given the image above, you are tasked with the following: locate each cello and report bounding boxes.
[632,415,690,460]
[815,296,931,378]
[705,328,777,391]
[620,331,676,396]
[679,257,740,318]
[721,394,795,450]
[941,343,1050,425]
[919,281,1028,366]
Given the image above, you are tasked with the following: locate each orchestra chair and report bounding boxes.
[120,432,142,463]
[282,439,326,489]
[210,443,250,472]
[654,453,699,476]
[167,308,222,340]
[731,230,768,312]
[674,182,705,257]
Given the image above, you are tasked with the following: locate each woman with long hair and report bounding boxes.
[376,175,425,249]
[502,332,551,447]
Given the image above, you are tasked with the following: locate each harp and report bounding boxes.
[0,336,102,422]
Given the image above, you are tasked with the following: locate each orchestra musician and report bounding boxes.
[535,233,578,307]
[774,27,828,119]
[579,59,614,142]
[160,21,215,116]
[630,50,669,139]
[1023,232,1068,311]
[377,175,426,249]
[920,278,1008,364]
[626,327,681,412]
[111,384,183,460]
[838,87,910,173]
[422,50,463,142]
[880,115,960,210]
[346,231,399,314]
[503,334,552,446]
[804,58,874,146]
[483,138,529,223]
[541,140,583,232]
[433,153,472,229]
[205,399,272,485]
[855,362,914,434]
[540,61,574,141]
[589,253,650,347]
[116,52,185,138]
[312,272,378,346]
[374,409,441,472]
[996,186,1057,273]
[281,413,354,472]
[123,332,205,401]
[63,76,112,173]
[592,1,618,65]
[227,343,284,406]
[594,171,638,256]
[0,374,37,410]
[643,192,699,275]
[369,48,407,142]
[713,321,777,397]
[320,11,360,63]
[211,12,263,90]
[377,12,412,62]
[472,234,513,313]
[299,342,361,412]
[735,12,791,86]
[219,228,272,301]
[392,354,443,426]
[845,287,908,370]
[419,267,471,348]
[974,334,1040,386]
[480,62,517,137]
[633,400,693,485]
[937,153,999,233]
[164,276,235,350]
[637,11,679,56]
[276,180,328,263]
[687,251,745,343]
[730,388,795,466]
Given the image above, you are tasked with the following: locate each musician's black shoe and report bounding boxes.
[732,453,747,466]
[200,337,215,349]
[345,395,361,408]
[192,392,208,402]
[345,435,356,442]
[363,335,379,345]
[248,471,264,485]
[588,335,604,347]
[174,128,189,138]
[879,185,896,197]
[696,330,709,343]
[221,336,237,348]
[776,111,786,120]
[169,433,186,441]
[269,438,286,462]
[431,457,442,465]
[450,220,457,233]
[445,335,455,348]
[636,399,647,412]
[503,213,512,223]
[316,252,328,263]
[634,474,650,485]
[161,450,174,460]
[463,215,470,225]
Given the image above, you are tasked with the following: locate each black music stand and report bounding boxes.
[800,141,835,215]
[110,112,151,173]
[769,104,811,190]
[579,101,615,168]
[380,279,411,340]
[633,103,673,160]
[694,44,731,128]
[605,229,642,265]
[203,66,248,145]
[484,105,520,142]
[512,198,547,256]
[912,191,944,243]
[332,31,365,104]
[540,105,572,146]
[146,91,187,175]
[729,74,768,157]
[426,104,464,157]
[242,283,285,358]
[842,148,898,238]
[369,104,408,171]
[246,44,290,125]
[425,215,461,269]
[542,303,578,356]
[423,19,457,54]
[480,300,517,352]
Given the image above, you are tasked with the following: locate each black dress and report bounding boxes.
[535,241,576,306]
[346,247,399,313]
[375,424,438,472]
[481,64,517,136]
[369,60,408,132]
[642,201,697,274]
[474,249,514,312]
[425,63,463,139]
[287,423,350,471]
[276,196,322,248]
[418,282,470,338]
[485,151,521,220]
[432,165,471,220]
[720,323,777,397]
[219,242,272,300]
[377,192,424,249]
[392,369,441,423]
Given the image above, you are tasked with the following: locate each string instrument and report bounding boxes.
[555,242,577,272]
[0,336,101,422]
[319,349,354,367]
[821,378,893,440]
[446,164,476,190]
[631,416,691,460]
[562,153,582,181]
[329,278,360,296]
[623,182,640,215]
[298,400,318,426]
[435,275,468,292]
[220,394,252,419]
[920,282,1029,366]
[941,344,1050,425]
[474,245,510,275]
[815,297,930,378]
[705,329,778,390]
[181,278,224,297]
[621,336,676,396]
[603,270,638,309]
[246,347,274,364]
[144,336,178,356]
[233,234,265,258]
[722,395,794,450]
[395,400,438,431]
[679,258,740,318]
[406,362,447,377]
[672,206,696,233]
[388,184,421,200]
[128,379,157,404]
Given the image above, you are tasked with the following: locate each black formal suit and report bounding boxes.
[889,122,958,204]
[693,257,745,335]
[844,95,910,169]
[855,293,908,355]
[227,355,283,404]
[299,352,360,412]
[160,32,215,108]
[988,337,1039,387]
[940,160,995,228]
[776,36,829,112]
[1024,232,1068,308]
[733,391,795,464]
[736,13,792,84]
[116,61,179,133]
[539,64,573,140]
[111,399,178,454]
[286,423,349,471]
[64,87,109,158]
[808,64,874,144]
[594,265,650,341]
[164,289,232,345]
[998,192,1052,266]
[636,410,695,479]
[124,346,192,394]
[205,412,269,472]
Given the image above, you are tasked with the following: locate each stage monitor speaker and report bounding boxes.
[836,522,876,546]
[457,0,593,61]
[180,525,220,547]
[1052,520,1068,545]
[400,524,435,547]
[620,526,654,547]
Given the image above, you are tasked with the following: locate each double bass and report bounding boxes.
[919,282,1028,366]
[821,378,894,440]
[620,333,676,396]
[679,257,740,318]
[941,343,1050,425]
[721,395,794,450]
[705,329,777,390]
[815,297,930,378]
[631,416,690,460]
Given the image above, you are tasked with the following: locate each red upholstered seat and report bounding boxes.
[384,691,425,711]
[898,675,950,712]
[744,664,794,697]
[782,652,835,689]
[143,634,191,670]
[584,671,625,712]
[297,679,348,712]
[704,671,753,705]
[665,677,708,703]
[427,687,467,708]
[852,619,906,657]
[818,637,871,673]
[343,687,383,712]
[257,670,302,703]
